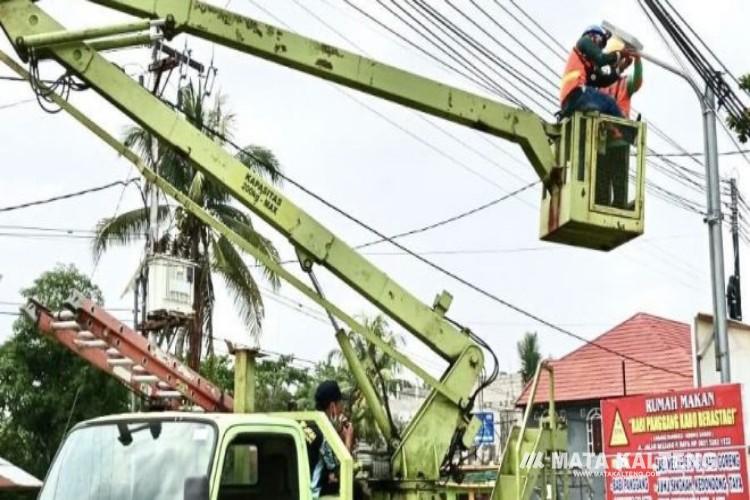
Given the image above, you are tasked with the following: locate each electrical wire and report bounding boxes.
[200,4,724,376]
[0,179,139,213]
[0,97,35,110]
[227,137,691,378]
[395,0,555,112]
[335,0,737,223]
[467,0,560,79]
[361,0,722,218]
[507,0,568,57]
[339,0,514,101]
[663,0,748,96]
[648,149,750,158]
[356,180,539,249]
[378,0,524,107]
[642,0,746,122]
[444,0,559,90]
[490,0,566,62]
[257,0,540,202]
[291,0,537,188]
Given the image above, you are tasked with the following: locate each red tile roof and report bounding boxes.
[516,313,693,406]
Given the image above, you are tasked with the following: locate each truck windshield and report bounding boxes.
[39,419,216,500]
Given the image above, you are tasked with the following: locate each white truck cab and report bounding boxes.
[37,411,353,500]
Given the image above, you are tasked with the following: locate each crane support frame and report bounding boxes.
[0,41,480,479]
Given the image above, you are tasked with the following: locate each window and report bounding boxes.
[586,408,602,454]
[218,432,299,500]
[39,420,216,500]
[592,119,639,212]
[221,444,259,486]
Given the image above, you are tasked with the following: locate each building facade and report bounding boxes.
[516,313,693,499]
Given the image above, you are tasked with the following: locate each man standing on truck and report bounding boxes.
[305,380,355,498]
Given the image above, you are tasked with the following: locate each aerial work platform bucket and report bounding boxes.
[540,112,647,251]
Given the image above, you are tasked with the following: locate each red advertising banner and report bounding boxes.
[602,383,748,499]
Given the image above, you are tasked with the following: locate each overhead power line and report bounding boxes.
[281,159,690,378]
[0,97,35,110]
[0,179,139,213]
[207,116,690,378]
[356,180,539,249]
[642,0,747,123]
[663,0,748,96]
[648,149,750,158]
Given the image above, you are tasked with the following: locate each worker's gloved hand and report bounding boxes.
[617,56,633,73]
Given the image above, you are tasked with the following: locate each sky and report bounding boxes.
[0,0,748,382]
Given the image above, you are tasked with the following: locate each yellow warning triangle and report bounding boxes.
[609,410,629,447]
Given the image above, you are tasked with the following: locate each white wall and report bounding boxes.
[693,313,750,443]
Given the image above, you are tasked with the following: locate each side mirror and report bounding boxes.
[184,476,209,500]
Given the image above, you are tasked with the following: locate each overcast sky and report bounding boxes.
[0,0,747,380]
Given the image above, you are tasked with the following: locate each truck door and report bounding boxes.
[215,426,309,500]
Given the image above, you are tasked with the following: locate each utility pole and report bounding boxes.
[727,178,742,321]
[603,22,733,383]
[703,86,731,382]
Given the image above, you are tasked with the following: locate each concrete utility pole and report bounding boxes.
[727,178,742,321]
[702,86,731,382]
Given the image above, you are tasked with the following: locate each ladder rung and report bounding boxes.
[157,381,171,389]
[156,390,183,398]
[76,331,95,340]
[107,358,134,366]
[51,320,80,331]
[133,365,146,373]
[105,348,121,357]
[132,374,159,383]
[74,339,108,349]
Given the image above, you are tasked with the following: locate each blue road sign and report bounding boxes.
[474,411,494,445]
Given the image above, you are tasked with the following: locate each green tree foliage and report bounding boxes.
[200,314,404,448]
[0,265,129,499]
[93,81,282,368]
[728,74,750,143]
[200,353,314,412]
[321,314,405,447]
[517,332,541,384]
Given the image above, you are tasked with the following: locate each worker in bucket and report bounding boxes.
[594,38,643,209]
[559,25,636,118]
[602,37,643,119]
[305,380,355,498]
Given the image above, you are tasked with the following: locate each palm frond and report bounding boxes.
[91,205,170,263]
[207,203,252,227]
[210,234,264,338]
[122,125,157,167]
[236,145,283,185]
[188,171,206,204]
[213,207,281,290]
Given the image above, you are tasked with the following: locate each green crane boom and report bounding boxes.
[0,0,645,495]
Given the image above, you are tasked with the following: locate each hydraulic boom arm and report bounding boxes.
[85,0,557,182]
[0,0,576,487]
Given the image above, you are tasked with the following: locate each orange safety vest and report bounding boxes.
[560,48,593,106]
[602,77,631,117]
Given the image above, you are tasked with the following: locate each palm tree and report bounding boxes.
[517,331,541,383]
[93,81,282,368]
